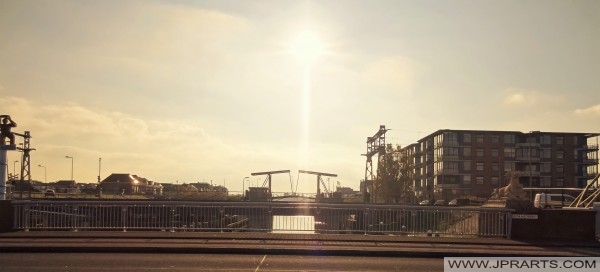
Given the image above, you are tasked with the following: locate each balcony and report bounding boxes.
[516,156,540,162]
[577,172,598,179]
[516,142,540,148]
[436,155,459,161]
[515,170,540,176]
[436,169,459,175]
[581,158,599,165]
[580,145,599,151]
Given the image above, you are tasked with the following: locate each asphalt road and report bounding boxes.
[0,253,443,272]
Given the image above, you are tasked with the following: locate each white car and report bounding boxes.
[534,193,575,209]
[44,189,56,197]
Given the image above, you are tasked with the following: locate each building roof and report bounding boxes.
[100,173,148,185]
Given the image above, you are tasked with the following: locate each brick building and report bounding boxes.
[402,129,599,201]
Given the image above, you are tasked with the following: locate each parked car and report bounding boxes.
[434,200,447,206]
[448,198,471,206]
[44,189,56,197]
[534,193,575,209]
[419,199,434,206]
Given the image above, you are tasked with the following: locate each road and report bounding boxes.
[0,253,443,272]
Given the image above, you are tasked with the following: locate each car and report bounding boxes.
[44,189,56,197]
[434,200,447,206]
[448,198,471,206]
[534,193,575,209]
[419,199,434,206]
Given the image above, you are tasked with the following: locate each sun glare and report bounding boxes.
[289,30,325,65]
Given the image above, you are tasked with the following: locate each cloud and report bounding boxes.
[361,56,422,93]
[574,104,600,116]
[501,88,564,107]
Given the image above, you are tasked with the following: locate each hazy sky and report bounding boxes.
[1,0,599,194]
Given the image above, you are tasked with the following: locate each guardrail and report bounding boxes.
[12,201,512,238]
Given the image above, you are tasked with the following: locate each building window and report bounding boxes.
[476,135,484,143]
[504,134,516,144]
[463,161,471,171]
[491,135,499,143]
[491,177,499,186]
[463,133,471,143]
[540,163,551,173]
[476,148,484,157]
[540,135,551,145]
[476,176,484,185]
[504,162,515,171]
[557,164,564,173]
[491,148,498,157]
[504,147,515,157]
[555,178,564,187]
[541,149,551,159]
[463,176,471,185]
[476,162,484,171]
[492,162,499,172]
[541,177,551,187]
[463,147,471,156]
[556,136,563,145]
[556,150,564,159]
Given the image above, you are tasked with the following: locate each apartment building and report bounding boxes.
[403,129,599,201]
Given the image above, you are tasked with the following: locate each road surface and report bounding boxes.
[0,253,443,272]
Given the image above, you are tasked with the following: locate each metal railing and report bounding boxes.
[12,200,512,238]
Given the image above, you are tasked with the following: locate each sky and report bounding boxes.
[1,0,599,194]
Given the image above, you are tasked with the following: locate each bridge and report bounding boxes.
[9,200,512,238]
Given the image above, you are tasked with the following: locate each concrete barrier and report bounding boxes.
[512,208,597,241]
[0,200,13,233]
[594,202,600,237]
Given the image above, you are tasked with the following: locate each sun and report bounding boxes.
[288,30,325,65]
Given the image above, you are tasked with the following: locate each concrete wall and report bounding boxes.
[511,209,597,241]
[594,202,600,237]
[0,200,13,232]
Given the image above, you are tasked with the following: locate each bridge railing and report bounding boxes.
[12,200,512,238]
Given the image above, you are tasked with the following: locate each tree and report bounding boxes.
[374,145,415,203]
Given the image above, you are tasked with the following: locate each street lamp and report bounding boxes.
[13,160,18,179]
[38,165,47,182]
[98,158,102,183]
[65,156,74,181]
[242,176,250,197]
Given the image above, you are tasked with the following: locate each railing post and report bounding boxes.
[121,207,128,232]
[219,206,224,233]
[71,206,79,232]
[506,210,512,239]
[170,207,176,232]
[23,204,30,232]
[363,208,369,236]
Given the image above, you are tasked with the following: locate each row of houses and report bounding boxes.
[97,173,228,196]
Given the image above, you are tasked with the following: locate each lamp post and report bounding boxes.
[98,158,102,183]
[38,165,47,182]
[13,160,18,179]
[242,176,249,198]
[65,156,74,181]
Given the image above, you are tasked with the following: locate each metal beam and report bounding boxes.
[298,170,337,177]
[251,170,290,176]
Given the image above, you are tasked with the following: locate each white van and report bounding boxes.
[534,193,575,209]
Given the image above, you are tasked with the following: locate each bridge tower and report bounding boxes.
[361,125,389,203]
